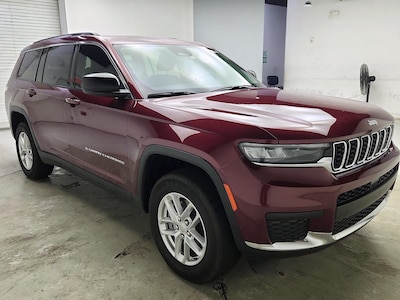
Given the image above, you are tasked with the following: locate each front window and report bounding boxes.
[74,44,121,89]
[114,43,263,98]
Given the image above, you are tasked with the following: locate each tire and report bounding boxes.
[149,168,240,283]
[15,123,54,179]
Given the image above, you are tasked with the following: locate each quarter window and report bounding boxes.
[17,50,41,81]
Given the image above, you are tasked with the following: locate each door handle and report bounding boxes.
[65,97,81,107]
[26,88,36,97]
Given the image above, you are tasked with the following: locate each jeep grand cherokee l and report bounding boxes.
[5,33,399,283]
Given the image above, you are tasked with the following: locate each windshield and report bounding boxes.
[114,43,263,98]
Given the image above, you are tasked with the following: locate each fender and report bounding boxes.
[137,144,246,250]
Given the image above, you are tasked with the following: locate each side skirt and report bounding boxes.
[39,150,134,203]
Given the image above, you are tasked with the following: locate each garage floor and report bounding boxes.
[1,127,399,300]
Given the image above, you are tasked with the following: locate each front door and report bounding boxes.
[65,44,134,187]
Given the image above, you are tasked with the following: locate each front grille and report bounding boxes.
[332,125,393,173]
[333,195,386,234]
[267,219,308,243]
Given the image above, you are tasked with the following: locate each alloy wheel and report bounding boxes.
[157,192,207,266]
[18,131,34,170]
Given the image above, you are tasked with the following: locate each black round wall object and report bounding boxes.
[360,64,369,95]
[360,64,376,102]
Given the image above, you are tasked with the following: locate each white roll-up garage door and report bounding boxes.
[0,0,61,128]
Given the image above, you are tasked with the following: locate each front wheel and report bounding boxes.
[149,169,240,283]
[16,123,54,179]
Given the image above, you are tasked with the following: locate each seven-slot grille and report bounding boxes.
[332,125,393,173]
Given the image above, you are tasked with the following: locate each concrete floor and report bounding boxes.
[0,125,399,300]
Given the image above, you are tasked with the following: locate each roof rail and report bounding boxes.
[69,32,99,36]
[34,32,99,43]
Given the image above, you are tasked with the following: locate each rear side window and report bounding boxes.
[17,50,41,81]
[42,45,75,87]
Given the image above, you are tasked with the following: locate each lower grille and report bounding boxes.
[333,195,386,234]
[333,166,397,235]
[378,167,396,184]
[267,219,308,243]
[337,183,371,206]
[337,166,397,207]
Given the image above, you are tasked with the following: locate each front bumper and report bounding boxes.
[245,188,391,251]
[221,144,399,254]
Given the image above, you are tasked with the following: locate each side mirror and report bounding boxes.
[82,73,130,99]
[247,70,257,78]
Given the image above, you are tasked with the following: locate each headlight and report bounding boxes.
[239,143,330,164]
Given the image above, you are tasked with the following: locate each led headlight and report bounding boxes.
[239,143,330,164]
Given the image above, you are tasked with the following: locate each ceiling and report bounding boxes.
[265,0,287,7]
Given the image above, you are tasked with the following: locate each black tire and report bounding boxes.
[15,123,54,179]
[149,168,240,283]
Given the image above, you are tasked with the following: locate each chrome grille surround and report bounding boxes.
[332,125,393,173]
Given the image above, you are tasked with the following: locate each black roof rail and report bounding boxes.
[69,32,99,36]
[34,32,99,43]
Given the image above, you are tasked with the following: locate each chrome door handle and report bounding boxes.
[65,97,81,107]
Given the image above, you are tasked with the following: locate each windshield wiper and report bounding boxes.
[212,85,254,92]
[147,91,197,98]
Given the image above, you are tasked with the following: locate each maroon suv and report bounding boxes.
[5,33,399,283]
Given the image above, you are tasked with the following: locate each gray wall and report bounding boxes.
[262,4,287,87]
[193,0,265,81]
[285,0,400,117]
[61,0,193,40]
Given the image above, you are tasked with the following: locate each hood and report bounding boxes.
[139,88,394,142]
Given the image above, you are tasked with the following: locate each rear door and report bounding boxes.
[15,45,74,161]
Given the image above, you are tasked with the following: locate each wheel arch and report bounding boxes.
[9,107,46,164]
[137,145,244,247]
[10,108,30,137]
[10,106,33,138]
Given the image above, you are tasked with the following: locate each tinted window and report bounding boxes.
[17,50,41,81]
[36,48,48,83]
[74,44,120,88]
[42,45,74,87]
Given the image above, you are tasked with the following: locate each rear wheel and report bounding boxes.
[149,169,240,283]
[16,123,54,179]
